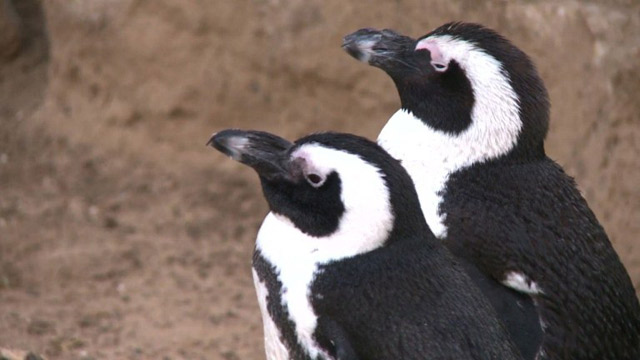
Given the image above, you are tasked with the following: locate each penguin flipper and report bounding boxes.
[316,316,360,360]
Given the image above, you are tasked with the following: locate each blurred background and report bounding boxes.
[0,0,638,359]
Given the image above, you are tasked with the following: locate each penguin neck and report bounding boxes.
[377,108,519,237]
[255,208,394,359]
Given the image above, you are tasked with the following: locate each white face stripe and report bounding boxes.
[378,36,522,237]
[255,144,394,359]
[415,35,522,165]
[291,143,395,255]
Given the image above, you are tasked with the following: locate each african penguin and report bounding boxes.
[342,22,640,360]
[208,129,523,360]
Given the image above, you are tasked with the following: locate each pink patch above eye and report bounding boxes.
[416,39,446,67]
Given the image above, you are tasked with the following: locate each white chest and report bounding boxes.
[253,213,333,360]
[377,107,522,239]
[378,110,454,238]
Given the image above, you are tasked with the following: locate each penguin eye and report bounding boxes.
[432,61,448,72]
[305,173,325,188]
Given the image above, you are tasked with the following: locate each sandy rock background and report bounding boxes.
[1,0,638,359]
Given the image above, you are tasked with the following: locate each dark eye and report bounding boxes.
[305,172,326,188]
[433,62,447,71]
[307,173,323,185]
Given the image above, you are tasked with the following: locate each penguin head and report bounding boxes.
[343,22,550,161]
[209,129,429,253]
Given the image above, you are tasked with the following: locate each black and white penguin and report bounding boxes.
[208,129,522,360]
[342,22,640,360]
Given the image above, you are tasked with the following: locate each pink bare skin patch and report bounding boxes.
[291,150,327,188]
[416,39,448,71]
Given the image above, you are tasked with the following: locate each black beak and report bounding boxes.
[207,129,294,181]
[342,28,416,67]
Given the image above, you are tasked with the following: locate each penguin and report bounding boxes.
[342,22,640,360]
[208,129,523,360]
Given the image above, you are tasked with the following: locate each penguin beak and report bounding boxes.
[342,28,416,68]
[207,129,294,181]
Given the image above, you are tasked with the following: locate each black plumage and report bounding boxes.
[310,232,521,360]
[443,158,640,359]
[210,130,522,359]
[342,22,640,360]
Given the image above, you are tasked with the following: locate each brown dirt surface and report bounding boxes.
[1,0,639,359]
